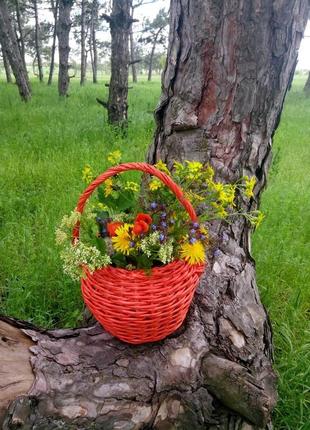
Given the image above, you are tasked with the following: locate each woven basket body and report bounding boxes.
[74,162,205,344]
[81,261,204,344]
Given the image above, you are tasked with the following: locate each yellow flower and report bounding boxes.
[97,202,108,211]
[244,176,256,198]
[220,184,235,205]
[107,150,122,165]
[211,202,228,218]
[180,241,205,265]
[203,165,214,180]
[251,211,265,228]
[124,181,139,192]
[173,161,184,174]
[149,179,162,191]
[111,224,133,255]
[82,164,94,184]
[155,160,171,175]
[104,178,113,197]
[186,160,203,180]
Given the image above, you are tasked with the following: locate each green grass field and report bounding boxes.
[0,75,309,429]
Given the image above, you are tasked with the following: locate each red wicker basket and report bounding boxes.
[73,162,205,344]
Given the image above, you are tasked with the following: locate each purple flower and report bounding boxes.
[193,222,199,229]
[190,229,196,235]
[161,212,167,218]
[150,202,157,209]
[159,233,165,242]
[189,237,197,244]
[213,249,221,257]
[161,221,167,228]
[200,234,206,240]
[130,241,135,248]
[151,224,157,230]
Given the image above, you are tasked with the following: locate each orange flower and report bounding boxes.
[133,220,149,235]
[135,213,152,225]
[107,222,123,237]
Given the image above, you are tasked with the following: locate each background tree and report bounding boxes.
[48,0,59,85]
[98,0,133,126]
[1,43,12,82]
[0,0,31,100]
[32,0,44,81]
[14,0,26,69]
[57,0,74,96]
[139,8,168,81]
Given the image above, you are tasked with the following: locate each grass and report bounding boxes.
[0,74,309,428]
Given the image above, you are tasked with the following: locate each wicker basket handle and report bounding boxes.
[73,162,198,241]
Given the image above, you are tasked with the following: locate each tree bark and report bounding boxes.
[57,0,74,96]
[14,0,26,69]
[304,70,310,95]
[105,0,132,125]
[0,0,31,101]
[33,0,43,82]
[80,0,86,85]
[48,0,59,85]
[1,1,309,429]
[1,44,12,83]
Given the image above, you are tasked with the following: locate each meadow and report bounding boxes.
[0,75,309,429]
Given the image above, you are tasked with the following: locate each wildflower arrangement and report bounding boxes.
[56,151,263,281]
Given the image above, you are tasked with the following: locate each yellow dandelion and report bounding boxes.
[111,224,133,255]
[180,241,205,265]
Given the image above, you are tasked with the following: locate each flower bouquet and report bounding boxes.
[56,151,262,344]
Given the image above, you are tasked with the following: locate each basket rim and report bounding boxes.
[82,259,205,276]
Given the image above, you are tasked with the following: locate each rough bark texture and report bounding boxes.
[1,1,309,429]
[33,0,43,82]
[57,0,74,96]
[80,0,86,85]
[0,0,31,100]
[1,44,12,83]
[48,0,59,86]
[304,70,310,95]
[106,0,132,125]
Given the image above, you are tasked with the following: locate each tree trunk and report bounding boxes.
[1,44,12,83]
[15,0,26,69]
[106,0,132,125]
[80,0,86,85]
[304,70,310,95]
[33,0,43,82]
[1,1,309,429]
[48,0,59,86]
[0,0,31,101]
[90,0,98,84]
[57,0,73,96]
